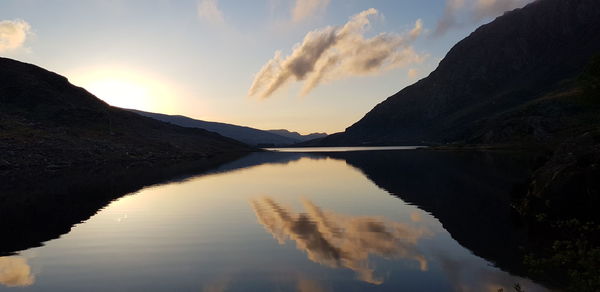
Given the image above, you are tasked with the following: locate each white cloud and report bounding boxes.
[249,9,425,98]
[434,0,534,35]
[197,0,225,25]
[0,19,31,53]
[292,0,330,23]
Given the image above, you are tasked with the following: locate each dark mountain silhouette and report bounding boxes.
[266,129,326,142]
[129,109,301,146]
[313,0,600,146]
[0,57,253,171]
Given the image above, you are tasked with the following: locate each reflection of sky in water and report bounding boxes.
[1,154,549,291]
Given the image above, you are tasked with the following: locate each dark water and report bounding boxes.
[0,149,549,291]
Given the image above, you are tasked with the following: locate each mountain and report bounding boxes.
[306,2,600,287]
[129,109,300,146]
[266,129,327,142]
[0,57,253,171]
[315,0,600,146]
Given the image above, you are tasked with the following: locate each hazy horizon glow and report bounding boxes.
[68,67,193,115]
[0,0,532,134]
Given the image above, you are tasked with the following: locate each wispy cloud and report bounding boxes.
[292,0,330,23]
[434,0,534,36]
[249,9,425,98]
[435,0,465,36]
[0,19,31,53]
[197,0,225,25]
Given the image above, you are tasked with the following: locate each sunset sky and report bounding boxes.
[0,0,533,134]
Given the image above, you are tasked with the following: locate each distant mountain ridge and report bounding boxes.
[266,129,327,142]
[130,109,325,146]
[313,0,600,146]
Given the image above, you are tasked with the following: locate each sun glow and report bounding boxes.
[85,78,151,109]
[69,67,179,113]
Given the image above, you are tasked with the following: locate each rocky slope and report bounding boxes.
[0,57,253,172]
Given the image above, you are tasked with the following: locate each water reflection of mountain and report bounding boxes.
[206,152,308,175]
[323,150,535,273]
[2,149,535,279]
[0,155,244,256]
[0,151,312,255]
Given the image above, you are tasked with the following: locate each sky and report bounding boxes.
[0,0,534,134]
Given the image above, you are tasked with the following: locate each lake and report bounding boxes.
[0,148,549,291]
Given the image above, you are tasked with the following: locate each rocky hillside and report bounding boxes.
[316,0,600,146]
[0,57,253,171]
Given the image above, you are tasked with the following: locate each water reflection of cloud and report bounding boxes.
[251,197,432,284]
[0,256,35,287]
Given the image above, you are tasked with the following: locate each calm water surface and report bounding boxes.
[0,148,548,291]
[265,146,423,152]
